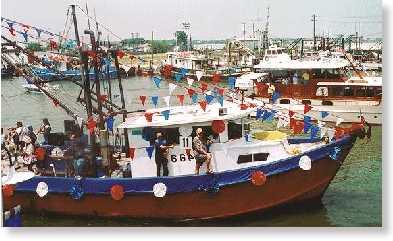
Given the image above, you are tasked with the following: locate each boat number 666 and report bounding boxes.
[170,154,195,162]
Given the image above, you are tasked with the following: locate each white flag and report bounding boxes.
[327,128,335,141]
[168,83,177,95]
[196,71,203,81]
[336,117,344,126]
[320,127,328,138]
[163,96,171,107]
[187,78,194,87]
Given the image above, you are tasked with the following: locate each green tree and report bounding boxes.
[150,40,172,53]
[175,31,188,51]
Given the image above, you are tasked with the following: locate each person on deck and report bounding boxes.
[37,118,51,145]
[154,132,173,177]
[193,128,213,175]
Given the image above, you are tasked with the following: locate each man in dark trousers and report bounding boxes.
[154,131,173,177]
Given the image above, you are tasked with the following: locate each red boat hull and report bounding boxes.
[3,149,349,220]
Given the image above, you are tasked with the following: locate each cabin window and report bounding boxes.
[228,121,243,140]
[356,87,367,97]
[316,87,328,96]
[301,100,311,105]
[175,59,178,64]
[253,153,270,162]
[376,87,382,96]
[237,153,270,164]
[366,87,375,97]
[322,100,333,106]
[330,86,344,96]
[280,99,290,104]
[344,87,354,96]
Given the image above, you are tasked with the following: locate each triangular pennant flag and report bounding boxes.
[139,96,147,106]
[161,109,170,120]
[310,125,320,139]
[191,94,198,104]
[35,28,42,38]
[196,70,203,81]
[303,116,312,133]
[187,78,194,87]
[168,83,177,95]
[320,127,328,138]
[289,110,295,117]
[87,117,96,135]
[153,76,161,88]
[163,96,171,107]
[180,68,188,77]
[217,95,224,107]
[304,103,313,114]
[187,88,195,97]
[128,147,135,160]
[199,100,207,111]
[262,111,272,121]
[212,73,221,84]
[177,95,185,105]
[175,72,183,82]
[293,120,304,134]
[151,96,159,107]
[336,117,344,126]
[205,94,214,104]
[200,82,208,93]
[256,108,265,120]
[272,91,281,104]
[217,88,224,96]
[321,111,329,119]
[327,128,335,141]
[146,146,154,159]
[106,116,115,132]
[228,77,236,89]
[144,112,154,122]
[21,31,28,42]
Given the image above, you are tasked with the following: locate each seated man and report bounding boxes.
[192,128,212,175]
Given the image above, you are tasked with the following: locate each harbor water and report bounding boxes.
[1,76,382,227]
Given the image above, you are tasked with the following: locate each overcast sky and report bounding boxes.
[1,0,383,41]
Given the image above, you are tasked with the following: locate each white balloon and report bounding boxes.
[36,181,49,198]
[179,126,193,137]
[153,182,167,198]
[299,155,312,170]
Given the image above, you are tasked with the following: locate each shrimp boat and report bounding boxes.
[3,99,360,220]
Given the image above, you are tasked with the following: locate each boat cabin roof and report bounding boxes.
[317,76,382,87]
[254,58,349,70]
[117,100,255,129]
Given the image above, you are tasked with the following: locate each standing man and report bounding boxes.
[154,131,172,177]
[192,128,212,175]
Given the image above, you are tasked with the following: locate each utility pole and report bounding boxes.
[151,30,154,71]
[311,14,317,51]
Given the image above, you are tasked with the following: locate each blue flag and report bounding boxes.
[106,116,115,132]
[310,125,320,139]
[146,146,154,159]
[175,72,183,82]
[321,111,329,119]
[272,91,281,104]
[228,76,236,89]
[162,109,170,120]
[153,76,161,88]
[262,111,273,121]
[191,94,198,104]
[21,31,28,42]
[205,94,215,104]
[304,116,312,133]
[180,67,188,77]
[151,96,159,107]
[217,95,224,107]
[256,108,265,120]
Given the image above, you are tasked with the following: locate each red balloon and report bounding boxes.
[2,184,15,197]
[212,120,225,134]
[110,185,125,201]
[251,171,267,186]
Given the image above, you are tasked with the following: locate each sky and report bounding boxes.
[1,0,383,41]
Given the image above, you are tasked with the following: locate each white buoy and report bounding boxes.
[299,155,312,171]
[36,182,49,198]
[153,182,167,198]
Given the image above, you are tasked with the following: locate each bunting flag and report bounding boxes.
[21,31,28,42]
[262,111,274,122]
[175,72,183,82]
[191,94,198,104]
[151,96,159,107]
[310,125,320,139]
[187,77,194,87]
[200,82,208,93]
[321,111,329,119]
[106,116,114,132]
[212,73,221,84]
[153,76,161,88]
[293,120,304,134]
[177,95,185,105]
[35,28,42,38]
[87,117,96,135]
[228,77,236,89]
[256,108,264,120]
[320,127,328,138]
[288,110,295,118]
[162,109,170,120]
[144,112,154,122]
[217,88,225,96]
[163,96,171,107]
[303,116,312,133]
[180,68,188,77]
[277,117,289,129]
[199,100,207,111]
[128,147,135,160]
[146,146,154,159]
[205,94,215,104]
[327,128,335,141]
[139,96,147,106]
[196,70,203,81]
[271,91,281,104]
[304,103,313,114]
[336,117,344,126]
[217,95,224,107]
[168,83,177,95]
[187,88,195,97]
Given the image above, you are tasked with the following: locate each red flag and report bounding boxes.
[87,117,96,134]
[99,95,108,102]
[217,88,224,96]
[187,88,195,97]
[9,27,16,36]
[199,100,207,111]
[293,120,304,134]
[49,40,58,50]
[289,110,295,117]
[139,96,147,106]
[144,112,154,122]
[177,94,185,105]
[128,147,135,160]
[200,82,208,92]
[116,50,125,59]
[304,103,313,114]
[212,73,221,84]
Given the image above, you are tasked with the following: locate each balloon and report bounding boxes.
[212,120,225,134]
[153,182,167,198]
[36,182,49,198]
[250,171,266,186]
[110,184,125,201]
[2,184,15,197]
[299,156,312,170]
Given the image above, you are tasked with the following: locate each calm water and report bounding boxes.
[1,76,382,227]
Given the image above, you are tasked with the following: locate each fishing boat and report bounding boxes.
[2,100,361,220]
